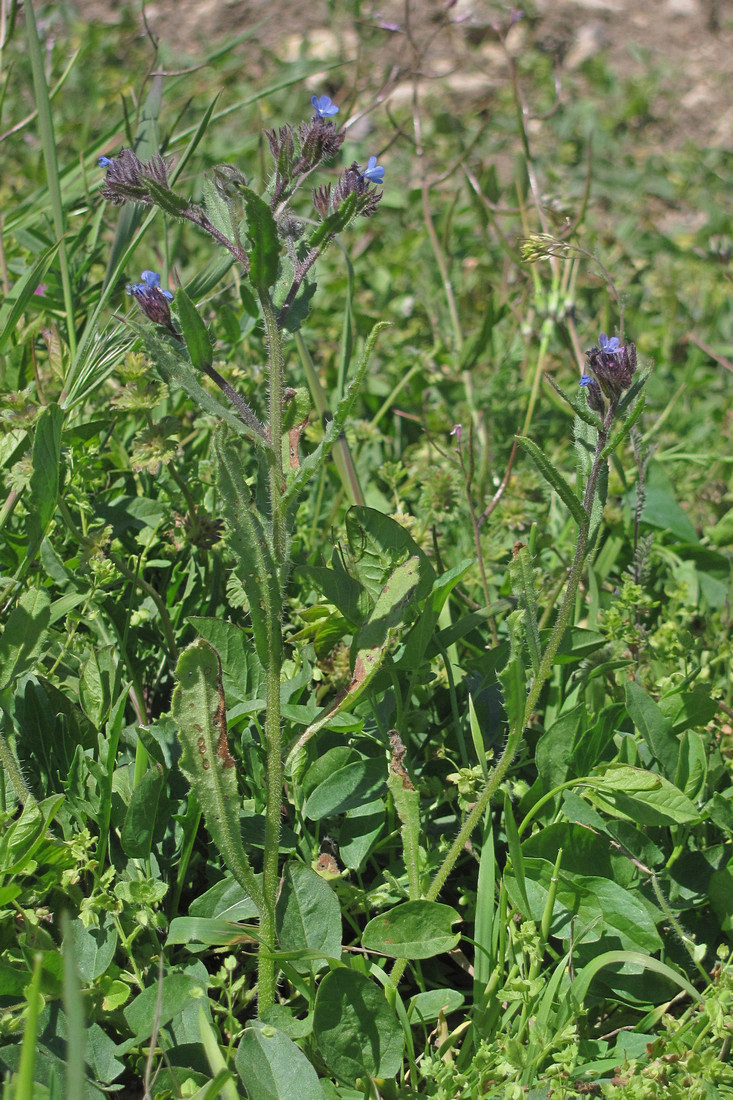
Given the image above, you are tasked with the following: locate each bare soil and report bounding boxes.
[66,0,733,150]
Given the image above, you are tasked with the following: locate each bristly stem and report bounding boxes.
[257,288,286,1014]
[389,405,616,989]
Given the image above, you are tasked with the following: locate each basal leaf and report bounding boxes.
[362,901,460,959]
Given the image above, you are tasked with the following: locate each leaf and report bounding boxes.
[235,1022,326,1100]
[570,951,701,1008]
[345,507,434,603]
[172,639,264,913]
[120,767,164,859]
[387,734,421,899]
[408,988,465,1024]
[536,705,586,791]
[143,177,191,217]
[69,919,118,984]
[304,757,385,820]
[27,402,63,556]
[123,973,208,1042]
[362,901,460,959]
[215,431,280,670]
[0,239,63,354]
[275,863,342,972]
[290,558,421,760]
[166,917,258,948]
[175,283,214,370]
[586,764,700,825]
[313,968,404,1084]
[242,187,279,290]
[625,681,678,779]
[516,434,587,528]
[0,587,51,693]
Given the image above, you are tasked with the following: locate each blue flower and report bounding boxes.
[363,155,385,184]
[311,94,339,118]
[579,374,592,386]
[98,155,114,167]
[139,270,174,300]
[598,333,623,354]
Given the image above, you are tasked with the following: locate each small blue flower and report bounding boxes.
[98,155,114,167]
[140,270,174,300]
[311,94,339,118]
[363,155,385,184]
[579,374,593,386]
[599,333,623,354]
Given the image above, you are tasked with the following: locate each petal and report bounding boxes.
[141,270,161,288]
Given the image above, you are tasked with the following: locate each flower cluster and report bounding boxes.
[98,148,172,206]
[580,332,637,411]
[312,157,385,221]
[126,270,175,329]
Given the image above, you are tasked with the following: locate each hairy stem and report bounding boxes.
[257,290,286,1014]
[389,412,614,988]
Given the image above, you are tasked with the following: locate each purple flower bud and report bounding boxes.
[126,270,174,327]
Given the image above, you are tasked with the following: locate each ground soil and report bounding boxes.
[66,0,733,151]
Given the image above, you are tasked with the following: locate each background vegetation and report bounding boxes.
[1,1,731,1097]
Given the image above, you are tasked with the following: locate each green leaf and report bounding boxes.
[0,240,63,354]
[289,558,421,760]
[307,191,359,250]
[362,901,460,959]
[408,988,465,1024]
[215,431,279,670]
[516,434,587,528]
[625,680,678,779]
[69,919,118,983]
[143,176,191,217]
[587,764,700,825]
[313,968,404,1084]
[120,767,164,859]
[0,587,51,693]
[28,402,64,553]
[172,639,264,913]
[304,757,385,820]
[124,973,208,1042]
[166,917,258,947]
[345,507,434,603]
[387,736,421,899]
[570,951,701,1008]
[498,617,526,738]
[242,187,279,290]
[235,1022,326,1100]
[276,863,342,972]
[536,705,586,791]
[175,283,214,371]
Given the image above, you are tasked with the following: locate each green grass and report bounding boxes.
[0,4,731,1098]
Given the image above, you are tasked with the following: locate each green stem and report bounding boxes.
[257,290,286,1014]
[389,412,614,988]
[0,719,35,805]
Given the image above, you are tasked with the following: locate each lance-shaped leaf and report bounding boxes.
[387,732,421,900]
[285,557,420,769]
[174,283,214,371]
[242,187,279,290]
[173,639,264,914]
[307,191,359,251]
[508,545,542,675]
[215,431,280,669]
[141,324,268,454]
[516,434,587,529]
[143,176,192,217]
[600,394,646,460]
